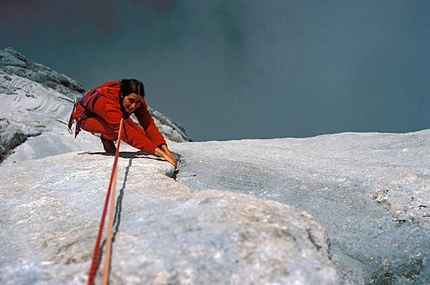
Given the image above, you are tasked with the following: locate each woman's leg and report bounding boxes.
[81,116,117,140]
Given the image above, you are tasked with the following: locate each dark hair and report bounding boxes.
[120,79,145,98]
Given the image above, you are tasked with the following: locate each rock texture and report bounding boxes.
[0,151,339,285]
[174,132,430,284]
[0,47,85,96]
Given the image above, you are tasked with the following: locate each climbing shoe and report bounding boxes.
[101,136,116,154]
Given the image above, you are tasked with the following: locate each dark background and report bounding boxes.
[1,0,429,141]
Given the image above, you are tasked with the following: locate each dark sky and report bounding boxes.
[1,0,429,141]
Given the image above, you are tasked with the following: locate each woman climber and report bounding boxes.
[70,79,177,167]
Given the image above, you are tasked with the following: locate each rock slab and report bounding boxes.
[0,151,340,285]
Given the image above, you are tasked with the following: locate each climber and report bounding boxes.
[70,79,177,167]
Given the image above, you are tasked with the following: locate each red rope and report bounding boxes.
[87,118,124,285]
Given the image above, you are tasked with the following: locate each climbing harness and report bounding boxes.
[87,118,124,285]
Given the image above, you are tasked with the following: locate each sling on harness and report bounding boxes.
[67,88,103,138]
[67,100,77,135]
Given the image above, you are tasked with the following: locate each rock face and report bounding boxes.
[0,151,339,285]
[0,47,85,97]
[0,47,191,162]
[174,132,430,285]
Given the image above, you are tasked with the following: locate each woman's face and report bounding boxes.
[122,93,143,113]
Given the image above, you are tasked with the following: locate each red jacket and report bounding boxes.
[73,81,166,154]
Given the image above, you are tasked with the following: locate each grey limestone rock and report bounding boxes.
[0,47,85,97]
[174,131,430,285]
[0,152,340,285]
